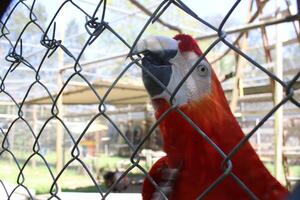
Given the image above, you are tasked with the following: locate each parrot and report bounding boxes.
[132,34,289,200]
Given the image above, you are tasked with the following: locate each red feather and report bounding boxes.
[174,34,202,56]
[142,35,289,199]
[142,157,167,200]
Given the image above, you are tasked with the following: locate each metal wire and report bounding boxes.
[0,0,299,199]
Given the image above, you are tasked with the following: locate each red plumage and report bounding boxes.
[142,34,288,200]
[174,34,202,56]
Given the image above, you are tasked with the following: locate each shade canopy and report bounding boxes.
[25,79,300,106]
[26,80,149,106]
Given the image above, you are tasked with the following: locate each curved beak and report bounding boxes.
[131,36,178,58]
[131,36,178,65]
[131,36,178,98]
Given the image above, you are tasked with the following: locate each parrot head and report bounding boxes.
[132,34,220,107]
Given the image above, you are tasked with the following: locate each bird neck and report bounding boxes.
[151,75,241,165]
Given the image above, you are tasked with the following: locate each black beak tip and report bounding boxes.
[141,60,172,98]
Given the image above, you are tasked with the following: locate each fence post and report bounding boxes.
[229,0,251,112]
[56,16,65,184]
[273,0,285,185]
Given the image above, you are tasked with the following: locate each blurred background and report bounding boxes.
[0,0,299,199]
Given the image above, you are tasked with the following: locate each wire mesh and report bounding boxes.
[0,0,299,199]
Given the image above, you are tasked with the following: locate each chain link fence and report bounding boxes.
[0,0,299,199]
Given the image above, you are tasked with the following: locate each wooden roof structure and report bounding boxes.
[25,79,300,106]
[25,80,149,106]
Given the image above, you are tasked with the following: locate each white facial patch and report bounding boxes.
[152,51,212,106]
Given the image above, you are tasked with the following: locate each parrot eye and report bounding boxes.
[197,64,209,76]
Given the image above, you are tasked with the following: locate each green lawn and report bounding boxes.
[1,150,135,170]
[1,153,299,195]
[0,160,98,194]
[265,163,300,177]
[0,154,131,195]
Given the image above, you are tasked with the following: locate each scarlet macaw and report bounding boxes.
[132,34,289,200]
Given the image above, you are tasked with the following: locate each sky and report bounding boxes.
[4,0,298,64]
[41,0,250,25]
[30,0,299,70]
[1,0,299,98]
[37,0,298,38]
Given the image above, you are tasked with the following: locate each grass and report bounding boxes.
[265,163,300,177]
[0,154,133,195]
[62,185,106,193]
[0,159,96,194]
[1,152,299,195]
[1,150,133,170]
